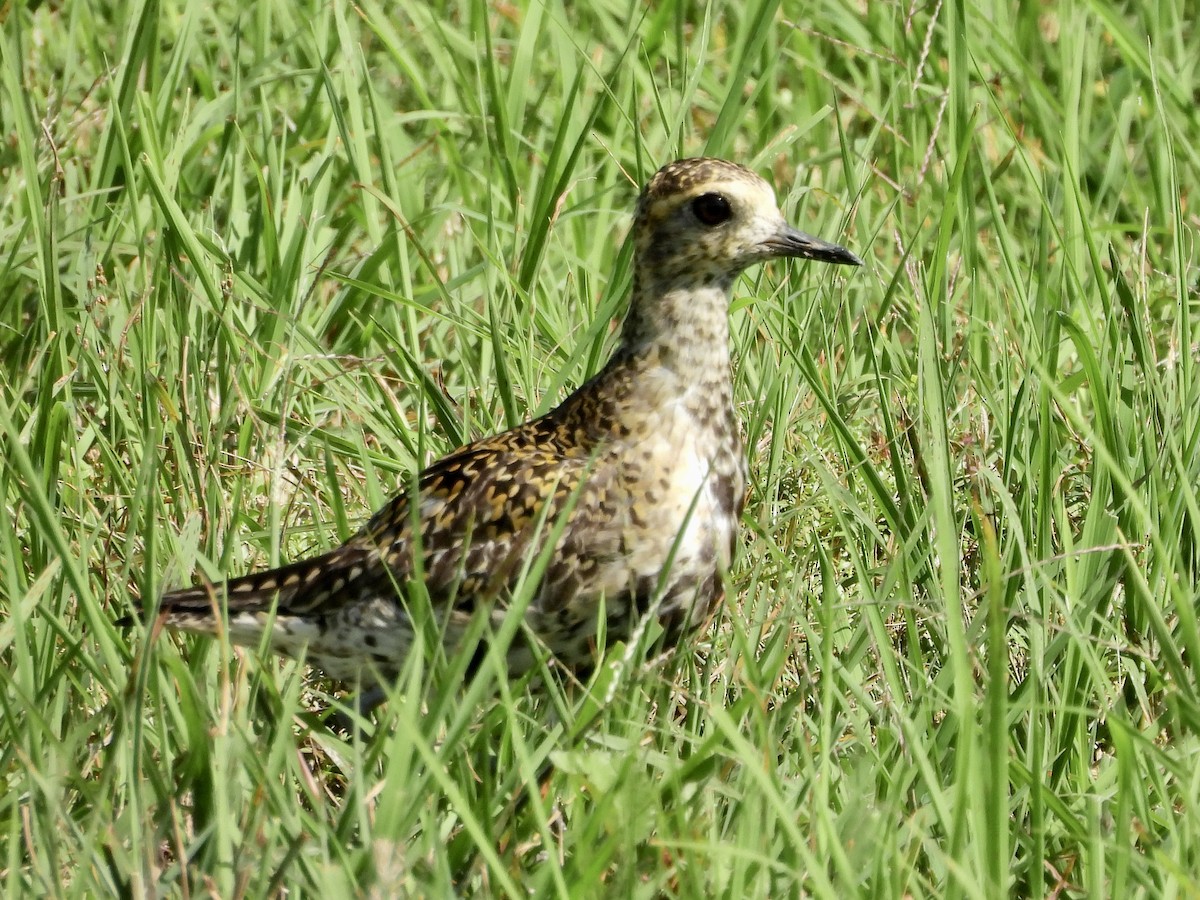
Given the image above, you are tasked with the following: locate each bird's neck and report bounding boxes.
[556,268,743,469]
[615,270,735,377]
[563,269,741,453]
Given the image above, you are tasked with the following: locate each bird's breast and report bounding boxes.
[609,376,746,578]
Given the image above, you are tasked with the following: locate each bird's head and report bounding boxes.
[633,158,862,285]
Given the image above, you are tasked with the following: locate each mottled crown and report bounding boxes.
[640,158,760,204]
[635,158,768,227]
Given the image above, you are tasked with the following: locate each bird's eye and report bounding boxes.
[692,193,733,226]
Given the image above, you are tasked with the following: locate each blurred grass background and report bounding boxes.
[1,0,1197,895]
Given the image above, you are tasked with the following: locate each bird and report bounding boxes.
[148,157,862,709]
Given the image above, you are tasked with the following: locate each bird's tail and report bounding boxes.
[123,544,374,633]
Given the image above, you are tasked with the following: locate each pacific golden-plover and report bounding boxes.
[151,158,862,705]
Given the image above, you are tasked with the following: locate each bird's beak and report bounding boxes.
[762,223,863,267]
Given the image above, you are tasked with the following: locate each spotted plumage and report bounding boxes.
[152,157,862,698]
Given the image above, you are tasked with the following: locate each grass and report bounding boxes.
[1,0,1198,894]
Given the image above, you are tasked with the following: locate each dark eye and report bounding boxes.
[692,193,732,226]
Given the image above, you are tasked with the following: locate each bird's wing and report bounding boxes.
[357,432,601,605]
[157,417,606,625]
